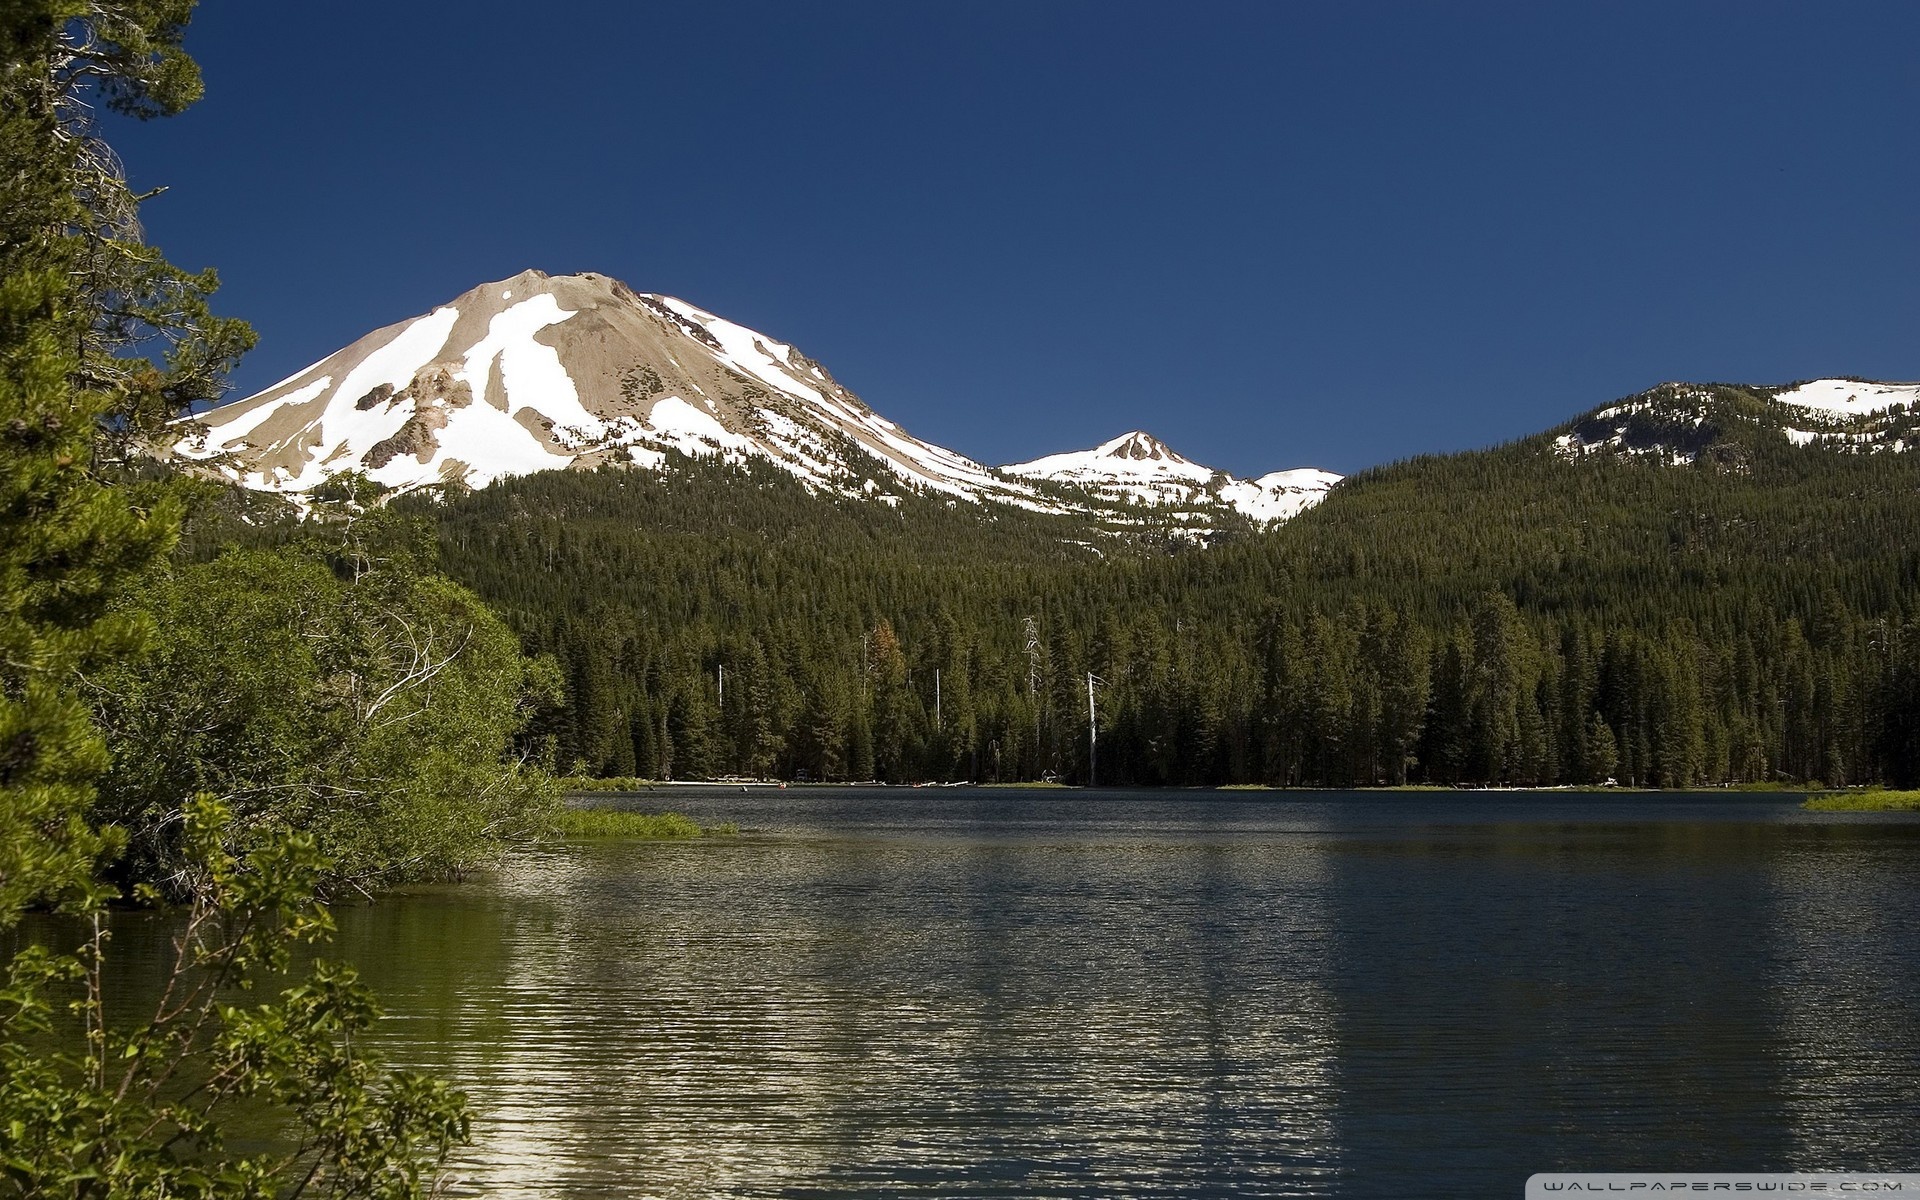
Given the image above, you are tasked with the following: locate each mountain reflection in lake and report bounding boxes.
[319,790,1920,1199]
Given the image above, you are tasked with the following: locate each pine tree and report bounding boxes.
[1586,713,1620,784]
[0,270,173,920]
[3,10,479,1192]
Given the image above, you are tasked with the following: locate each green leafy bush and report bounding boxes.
[92,541,561,894]
[1,799,471,1197]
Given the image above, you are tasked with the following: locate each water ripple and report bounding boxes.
[310,792,1920,1198]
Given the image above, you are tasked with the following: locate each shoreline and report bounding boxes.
[562,781,1818,798]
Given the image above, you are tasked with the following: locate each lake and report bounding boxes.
[321,789,1920,1197]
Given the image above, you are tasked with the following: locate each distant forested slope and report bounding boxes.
[367,417,1920,789]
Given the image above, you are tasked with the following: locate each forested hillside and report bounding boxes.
[372,399,1920,789]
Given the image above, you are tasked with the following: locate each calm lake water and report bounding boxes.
[305,791,1920,1196]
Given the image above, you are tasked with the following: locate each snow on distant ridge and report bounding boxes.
[1551,378,1920,464]
[1003,431,1341,524]
[1768,379,1920,417]
[1765,379,1920,454]
[1220,469,1346,523]
[1007,432,1215,486]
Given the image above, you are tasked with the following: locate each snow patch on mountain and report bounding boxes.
[1770,379,1920,417]
[1003,431,1340,524]
[1219,469,1347,523]
[1006,432,1214,492]
[1552,378,1920,464]
[464,295,587,434]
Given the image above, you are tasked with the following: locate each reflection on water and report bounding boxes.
[310,791,1920,1197]
[1766,826,1920,1170]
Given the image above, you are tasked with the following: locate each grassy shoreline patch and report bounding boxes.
[562,776,660,792]
[1803,789,1920,812]
[551,809,737,838]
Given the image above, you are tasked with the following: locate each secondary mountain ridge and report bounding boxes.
[1004,431,1341,523]
[1550,378,1920,465]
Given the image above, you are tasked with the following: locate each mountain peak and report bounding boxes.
[1003,433,1339,523]
[1009,432,1210,481]
[1093,431,1190,464]
[168,269,1043,507]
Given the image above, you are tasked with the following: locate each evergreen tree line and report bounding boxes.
[385,429,1920,789]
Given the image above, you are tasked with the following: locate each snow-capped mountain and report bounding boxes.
[1553,378,1920,464]
[171,269,1064,509]
[1004,431,1341,522]
[168,270,1340,527]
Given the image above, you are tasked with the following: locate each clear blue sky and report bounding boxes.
[120,1,1918,477]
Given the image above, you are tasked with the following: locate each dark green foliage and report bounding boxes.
[0,800,471,1199]
[0,0,252,449]
[2,6,495,1195]
[0,0,232,927]
[91,536,561,894]
[347,394,1920,789]
[0,269,171,920]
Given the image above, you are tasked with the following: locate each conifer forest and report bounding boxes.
[321,419,1920,791]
